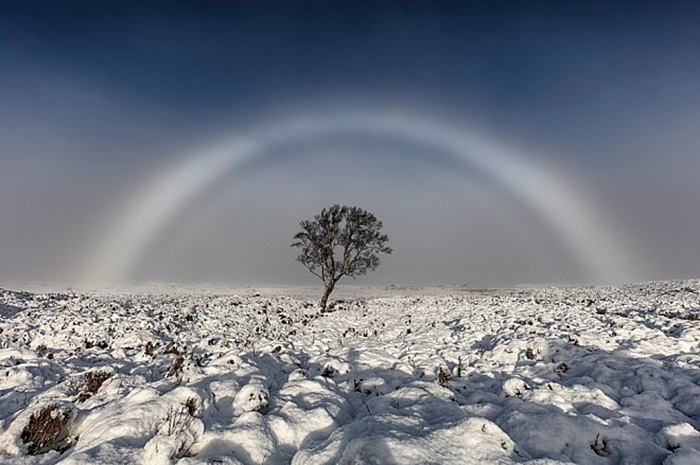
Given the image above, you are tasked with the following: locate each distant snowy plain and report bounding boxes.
[0,281,699,464]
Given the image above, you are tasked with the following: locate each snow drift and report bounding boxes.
[0,281,699,464]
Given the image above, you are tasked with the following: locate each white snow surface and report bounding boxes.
[0,281,699,464]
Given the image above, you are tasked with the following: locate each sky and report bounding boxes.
[1,0,700,288]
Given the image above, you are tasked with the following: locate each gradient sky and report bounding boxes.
[1,1,700,287]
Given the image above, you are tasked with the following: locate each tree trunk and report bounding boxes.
[319,282,335,311]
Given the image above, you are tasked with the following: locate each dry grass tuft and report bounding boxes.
[20,404,73,455]
[76,370,112,402]
[84,370,112,394]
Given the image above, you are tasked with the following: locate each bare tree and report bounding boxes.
[292,205,392,310]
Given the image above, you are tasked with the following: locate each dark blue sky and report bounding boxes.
[1,1,700,286]
[4,2,698,116]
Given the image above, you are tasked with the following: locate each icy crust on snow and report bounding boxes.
[0,280,699,464]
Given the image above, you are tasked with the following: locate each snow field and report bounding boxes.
[0,281,699,464]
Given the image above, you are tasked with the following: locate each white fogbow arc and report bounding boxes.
[85,110,633,284]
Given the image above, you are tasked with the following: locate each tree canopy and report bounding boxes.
[291,204,392,309]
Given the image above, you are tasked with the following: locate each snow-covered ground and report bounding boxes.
[1,280,699,464]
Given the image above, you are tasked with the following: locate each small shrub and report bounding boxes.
[524,348,536,360]
[84,370,111,394]
[77,370,112,402]
[145,341,156,356]
[438,367,451,388]
[164,397,199,436]
[183,397,199,417]
[168,355,185,377]
[20,404,73,455]
[35,344,48,357]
